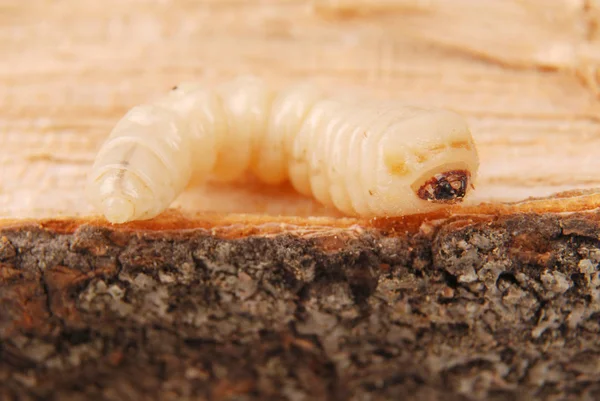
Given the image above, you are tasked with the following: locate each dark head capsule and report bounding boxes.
[417,170,470,203]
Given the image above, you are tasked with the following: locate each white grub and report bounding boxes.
[86,76,479,223]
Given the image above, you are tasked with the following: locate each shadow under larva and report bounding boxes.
[86,76,480,224]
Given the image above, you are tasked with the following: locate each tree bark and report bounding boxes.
[2,211,600,400]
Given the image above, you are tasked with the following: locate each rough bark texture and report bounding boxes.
[2,212,600,400]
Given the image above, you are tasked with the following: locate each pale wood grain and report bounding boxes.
[2,0,600,219]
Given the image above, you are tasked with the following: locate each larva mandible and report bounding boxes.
[86,76,479,224]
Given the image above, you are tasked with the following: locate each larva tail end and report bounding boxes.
[101,196,136,224]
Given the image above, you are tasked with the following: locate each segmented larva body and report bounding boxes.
[87,77,479,223]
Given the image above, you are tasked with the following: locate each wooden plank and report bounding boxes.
[2,0,600,219]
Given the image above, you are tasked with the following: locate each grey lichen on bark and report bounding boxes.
[2,211,600,400]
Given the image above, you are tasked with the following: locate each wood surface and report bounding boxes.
[2,0,600,219]
[4,1,600,400]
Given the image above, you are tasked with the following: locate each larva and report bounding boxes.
[86,76,479,223]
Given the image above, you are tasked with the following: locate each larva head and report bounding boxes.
[415,170,470,203]
[373,109,479,215]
